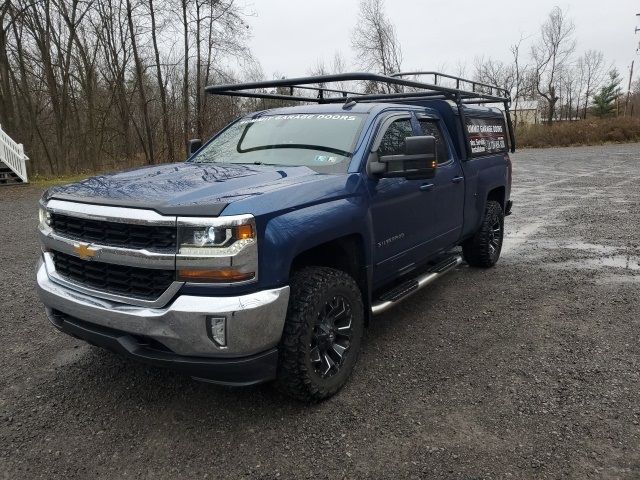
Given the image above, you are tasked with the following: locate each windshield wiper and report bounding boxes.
[237,143,352,158]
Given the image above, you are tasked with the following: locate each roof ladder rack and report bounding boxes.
[205,71,515,153]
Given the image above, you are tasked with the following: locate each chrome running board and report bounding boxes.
[371,255,463,315]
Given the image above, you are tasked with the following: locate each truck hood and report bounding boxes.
[45,162,349,216]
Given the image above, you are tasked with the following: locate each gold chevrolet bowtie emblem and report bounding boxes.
[73,243,97,260]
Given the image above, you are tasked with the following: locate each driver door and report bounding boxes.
[367,114,440,286]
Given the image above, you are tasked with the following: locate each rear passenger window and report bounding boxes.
[418,119,449,164]
[378,118,414,156]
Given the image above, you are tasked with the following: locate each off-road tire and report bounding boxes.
[276,267,364,402]
[462,200,504,268]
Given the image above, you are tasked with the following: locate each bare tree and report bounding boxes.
[530,7,575,125]
[351,0,402,88]
[557,64,578,120]
[310,51,349,77]
[196,0,252,138]
[0,0,17,133]
[194,0,203,138]
[578,49,605,119]
[126,0,155,164]
[149,0,174,161]
[510,35,528,130]
[2,0,254,176]
[473,56,515,93]
[308,51,354,95]
[181,0,190,151]
[95,0,134,161]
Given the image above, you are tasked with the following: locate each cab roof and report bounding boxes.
[246,101,447,118]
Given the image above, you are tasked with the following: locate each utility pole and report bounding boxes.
[637,13,640,52]
[627,13,639,116]
[625,60,634,116]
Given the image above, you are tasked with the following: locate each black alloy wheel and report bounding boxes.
[462,200,505,268]
[310,295,354,378]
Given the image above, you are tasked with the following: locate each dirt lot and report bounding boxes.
[1,143,639,479]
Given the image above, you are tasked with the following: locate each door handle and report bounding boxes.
[420,183,434,192]
[451,176,464,184]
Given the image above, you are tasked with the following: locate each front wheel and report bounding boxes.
[276,267,364,402]
[462,200,504,268]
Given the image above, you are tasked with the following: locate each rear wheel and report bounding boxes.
[462,200,504,268]
[276,267,364,402]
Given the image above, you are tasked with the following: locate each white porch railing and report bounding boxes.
[0,124,29,183]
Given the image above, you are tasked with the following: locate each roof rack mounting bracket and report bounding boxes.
[342,98,357,109]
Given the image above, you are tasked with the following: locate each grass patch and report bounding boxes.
[517,117,640,148]
[31,173,93,188]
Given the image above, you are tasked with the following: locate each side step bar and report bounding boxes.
[371,255,463,315]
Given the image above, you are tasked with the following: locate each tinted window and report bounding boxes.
[378,118,414,156]
[418,119,449,164]
[191,113,366,173]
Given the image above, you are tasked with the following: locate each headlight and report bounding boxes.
[176,215,257,283]
[179,223,254,254]
[39,205,51,229]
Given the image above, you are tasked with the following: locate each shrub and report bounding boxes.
[516,117,640,148]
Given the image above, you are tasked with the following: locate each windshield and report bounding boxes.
[190,113,365,173]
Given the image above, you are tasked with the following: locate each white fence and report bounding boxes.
[0,124,29,183]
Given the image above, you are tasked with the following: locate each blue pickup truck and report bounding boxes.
[36,73,514,401]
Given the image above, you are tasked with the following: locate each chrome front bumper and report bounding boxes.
[36,258,290,358]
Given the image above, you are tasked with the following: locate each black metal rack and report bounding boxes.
[205,71,510,106]
[390,71,509,102]
[205,72,515,154]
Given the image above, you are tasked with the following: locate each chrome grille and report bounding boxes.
[50,213,176,251]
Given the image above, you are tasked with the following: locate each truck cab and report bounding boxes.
[36,72,514,401]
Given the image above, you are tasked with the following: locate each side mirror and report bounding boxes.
[370,135,438,179]
[187,138,202,157]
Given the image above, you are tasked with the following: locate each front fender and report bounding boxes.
[261,196,371,287]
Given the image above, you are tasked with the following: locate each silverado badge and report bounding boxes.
[73,243,97,260]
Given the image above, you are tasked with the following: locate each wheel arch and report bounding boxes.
[290,233,371,324]
[486,185,506,211]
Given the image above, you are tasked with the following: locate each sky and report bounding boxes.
[246,0,640,85]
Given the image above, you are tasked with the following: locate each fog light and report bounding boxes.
[207,316,227,347]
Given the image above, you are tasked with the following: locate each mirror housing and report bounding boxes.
[370,135,438,179]
[187,138,202,157]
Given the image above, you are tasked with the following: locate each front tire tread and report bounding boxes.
[276,267,363,402]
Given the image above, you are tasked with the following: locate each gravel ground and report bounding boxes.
[1,143,639,479]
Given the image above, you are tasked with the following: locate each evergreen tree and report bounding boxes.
[592,69,622,117]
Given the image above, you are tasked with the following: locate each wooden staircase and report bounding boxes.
[0,124,29,185]
[0,163,24,184]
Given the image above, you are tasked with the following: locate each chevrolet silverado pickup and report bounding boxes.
[36,72,514,401]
